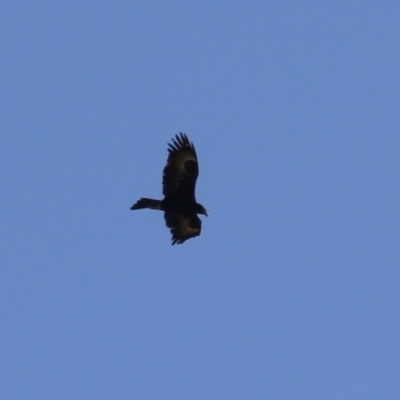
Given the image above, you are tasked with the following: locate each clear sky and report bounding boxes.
[1,2,399,399]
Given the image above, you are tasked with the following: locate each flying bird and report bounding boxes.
[131,133,208,245]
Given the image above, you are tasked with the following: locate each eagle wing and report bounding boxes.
[164,211,201,245]
[162,133,199,199]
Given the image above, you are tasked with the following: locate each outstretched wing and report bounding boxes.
[162,133,199,199]
[164,212,201,245]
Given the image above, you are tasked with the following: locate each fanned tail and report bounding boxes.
[130,198,162,211]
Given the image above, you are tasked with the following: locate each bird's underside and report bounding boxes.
[130,133,207,245]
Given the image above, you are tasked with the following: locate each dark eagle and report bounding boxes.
[130,133,208,245]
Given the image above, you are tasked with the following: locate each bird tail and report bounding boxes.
[130,198,162,211]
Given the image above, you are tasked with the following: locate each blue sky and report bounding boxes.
[1,2,399,399]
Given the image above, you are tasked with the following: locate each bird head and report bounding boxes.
[196,203,208,217]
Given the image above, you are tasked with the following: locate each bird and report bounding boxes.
[130,133,208,245]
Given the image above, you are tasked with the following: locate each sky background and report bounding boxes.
[1,1,399,399]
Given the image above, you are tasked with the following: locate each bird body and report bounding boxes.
[131,133,207,245]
